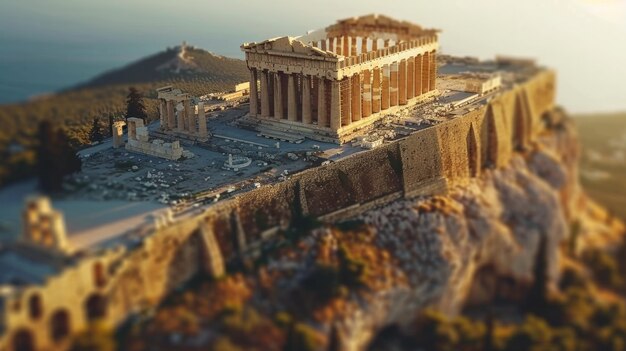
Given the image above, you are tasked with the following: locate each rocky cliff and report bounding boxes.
[317,108,624,350]
[118,105,625,351]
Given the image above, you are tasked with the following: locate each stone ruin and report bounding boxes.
[112,120,126,148]
[156,86,209,141]
[22,196,71,253]
[124,117,194,160]
[223,154,252,171]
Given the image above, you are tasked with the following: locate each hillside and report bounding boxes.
[0,45,249,187]
[75,44,248,92]
[575,113,626,221]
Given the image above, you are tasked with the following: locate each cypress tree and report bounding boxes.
[108,114,114,137]
[125,87,147,122]
[36,120,57,192]
[35,121,81,193]
[89,117,103,143]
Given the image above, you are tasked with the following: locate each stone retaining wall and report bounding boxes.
[0,69,555,351]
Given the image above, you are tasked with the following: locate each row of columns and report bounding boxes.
[159,99,208,137]
[248,50,437,130]
[312,36,394,57]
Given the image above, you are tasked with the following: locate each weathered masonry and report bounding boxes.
[241,14,439,143]
[157,86,208,141]
[0,67,556,351]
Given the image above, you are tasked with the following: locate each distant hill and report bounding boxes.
[0,44,249,187]
[576,113,626,221]
[74,44,248,94]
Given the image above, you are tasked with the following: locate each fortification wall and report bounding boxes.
[1,70,556,351]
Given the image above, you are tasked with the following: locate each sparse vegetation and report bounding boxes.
[36,120,82,193]
[88,117,104,143]
[0,46,248,188]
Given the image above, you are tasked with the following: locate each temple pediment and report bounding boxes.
[242,36,338,58]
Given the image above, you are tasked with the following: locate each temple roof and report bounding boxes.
[241,14,438,58]
[326,14,434,38]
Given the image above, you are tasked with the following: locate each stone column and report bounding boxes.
[321,39,327,51]
[329,37,336,54]
[176,103,185,132]
[302,75,312,124]
[330,80,341,130]
[249,69,258,116]
[159,99,166,130]
[112,121,125,148]
[197,103,208,139]
[274,72,284,119]
[343,36,350,57]
[335,37,342,56]
[318,78,328,127]
[372,38,378,51]
[184,99,193,133]
[341,78,352,126]
[430,51,437,92]
[390,62,399,107]
[384,39,391,48]
[351,37,358,56]
[128,120,137,140]
[351,74,361,122]
[167,100,175,130]
[260,70,270,117]
[415,55,423,96]
[399,59,407,105]
[372,68,381,113]
[407,57,415,100]
[287,74,298,121]
[382,64,390,110]
[361,37,368,54]
[422,52,430,94]
[362,70,372,118]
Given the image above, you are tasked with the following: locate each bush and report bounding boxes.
[301,263,343,302]
[504,316,553,351]
[582,249,623,291]
[71,321,116,351]
[284,323,324,351]
[414,310,461,351]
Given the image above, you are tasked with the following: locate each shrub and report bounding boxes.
[582,249,623,291]
[284,323,324,351]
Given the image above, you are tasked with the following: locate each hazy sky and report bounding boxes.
[1,0,626,113]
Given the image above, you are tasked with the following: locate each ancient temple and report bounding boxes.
[241,14,439,143]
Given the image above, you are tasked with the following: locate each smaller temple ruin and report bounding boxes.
[112,121,126,148]
[157,86,209,141]
[22,196,71,253]
[125,117,193,160]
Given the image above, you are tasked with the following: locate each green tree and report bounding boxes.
[36,120,81,193]
[107,114,115,137]
[88,117,103,143]
[125,87,147,122]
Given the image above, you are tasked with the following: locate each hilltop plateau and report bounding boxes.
[112,110,625,351]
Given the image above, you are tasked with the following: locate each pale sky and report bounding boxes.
[1,0,626,113]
